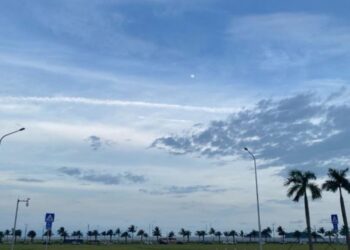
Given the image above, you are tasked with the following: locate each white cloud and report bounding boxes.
[0,96,238,114]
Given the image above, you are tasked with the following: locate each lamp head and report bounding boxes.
[19,128,25,131]
[25,198,30,207]
[244,147,248,151]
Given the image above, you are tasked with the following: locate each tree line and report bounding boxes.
[0,168,349,250]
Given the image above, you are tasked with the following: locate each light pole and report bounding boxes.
[11,198,30,250]
[244,147,263,250]
[0,128,25,145]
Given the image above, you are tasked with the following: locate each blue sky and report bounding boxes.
[1,0,350,236]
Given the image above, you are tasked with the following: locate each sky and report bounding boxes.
[1,0,350,237]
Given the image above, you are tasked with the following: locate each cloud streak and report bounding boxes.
[0,96,237,114]
[58,167,146,186]
[140,185,227,196]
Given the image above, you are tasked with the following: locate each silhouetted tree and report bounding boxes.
[92,230,99,241]
[106,229,114,242]
[215,231,222,242]
[5,230,10,242]
[229,230,238,243]
[184,230,191,242]
[27,230,36,243]
[195,230,206,242]
[115,228,121,242]
[168,231,175,239]
[285,170,321,250]
[277,226,286,242]
[293,230,302,243]
[323,168,350,250]
[179,228,186,241]
[128,225,136,240]
[152,227,161,241]
[262,227,272,241]
[57,227,68,241]
[43,230,53,243]
[325,230,334,243]
[0,232,4,243]
[121,231,130,243]
[137,229,146,242]
[209,228,215,241]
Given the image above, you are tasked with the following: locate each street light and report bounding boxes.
[244,147,262,250]
[11,198,30,250]
[0,128,25,145]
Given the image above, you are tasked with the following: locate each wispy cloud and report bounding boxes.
[58,166,146,185]
[16,177,45,183]
[0,96,237,113]
[140,185,227,196]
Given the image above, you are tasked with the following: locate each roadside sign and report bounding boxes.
[46,221,52,230]
[45,213,55,223]
[331,214,338,232]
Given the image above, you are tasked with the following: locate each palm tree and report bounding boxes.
[168,231,175,239]
[323,168,350,250]
[184,230,191,242]
[179,228,186,241]
[215,231,222,242]
[5,230,10,242]
[106,229,114,242]
[121,231,130,243]
[240,230,244,238]
[285,170,322,250]
[101,231,107,241]
[87,231,93,241]
[76,230,83,240]
[14,230,22,243]
[311,231,318,243]
[153,226,161,241]
[137,229,145,242]
[43,230,53,243]
[209,227,215,242]
[325,230,334,243]
[57,227,68,241]
[277,226,286,242]
[261,227,272,241]
[195,230,206,242]
[317,227,325,235]
[27,230,36,243]
[92,230,99,241]
[229,230,238,243]
[115,228,121,242]
[128,225,136,240]
[0,232,4,243]
[224,231,229,242]
[293,230,302,243]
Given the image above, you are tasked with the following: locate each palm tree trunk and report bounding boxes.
[339,188,350,250]
[304,193,314,250]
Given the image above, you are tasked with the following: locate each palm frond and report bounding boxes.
[308,183,322,200]
[304,171,316,180]
[292,186,305,202]
[287,184,301,198]
[322,180,338,192]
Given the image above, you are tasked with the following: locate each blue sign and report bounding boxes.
[46,221,52,230]
[331,214,338,232]
[45,213,55,223]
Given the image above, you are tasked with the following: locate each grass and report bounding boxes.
[0,243,347,250]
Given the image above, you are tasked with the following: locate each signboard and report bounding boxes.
[46,221,52,230]
[45,213,55,230]
[331,214,338,232]
[45,213,55,223]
